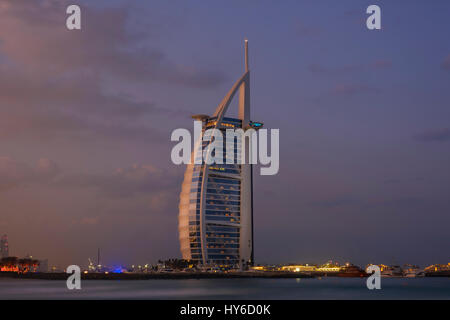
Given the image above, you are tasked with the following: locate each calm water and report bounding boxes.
[0,278,449,300]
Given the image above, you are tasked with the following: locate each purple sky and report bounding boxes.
[0,0,449,268]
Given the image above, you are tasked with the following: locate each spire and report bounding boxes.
[212,39,250,121]
[245,39,249,72]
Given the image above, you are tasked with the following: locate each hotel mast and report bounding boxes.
[178,40,259,269]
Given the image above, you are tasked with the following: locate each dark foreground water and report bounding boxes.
[0,278,449,299]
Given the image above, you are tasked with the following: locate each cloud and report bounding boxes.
[0,0,225,144]
[383,178,401,184]
[413,128,450,142]
[373,196,426,210]
[79,217,100,226]
[0,156,180,221]
[0,0,225,88]
[372,60,392,69]
[0,157,60,192]
[308,196,359,208]
[308,60,392,75]
[331,84,380,96]
[442,55,450,70]
[0,156,179,203]
[308,63,361,74]
[51,162,181,221]
[56,163,180,199]
[295,21,323,38]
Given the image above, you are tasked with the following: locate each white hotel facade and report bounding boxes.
[178,40,261,269]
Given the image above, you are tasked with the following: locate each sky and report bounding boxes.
[0,0,449,268]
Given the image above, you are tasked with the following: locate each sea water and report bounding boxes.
[0,277,449,300]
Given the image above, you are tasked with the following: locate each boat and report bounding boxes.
[424,263,450,277]
[378,264,403,277]
[403,264,422,278]
[337,264,368,277]
[390,265,404,277]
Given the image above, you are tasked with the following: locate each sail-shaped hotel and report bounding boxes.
[178,40,261,269]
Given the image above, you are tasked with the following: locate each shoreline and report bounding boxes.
[1,271,316,280]
[1,271,448,280]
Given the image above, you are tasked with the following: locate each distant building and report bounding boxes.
[424,263,450,272]
[0,256,39,273]
[424,263,450,276]
[280,264,317,272]
[1,235,8,258]
[316,261,342,272]
[369,264,403,277]
[250,265,278,272]
[37,259,48,273]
